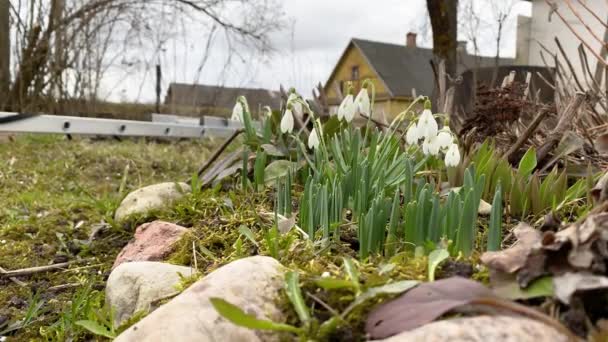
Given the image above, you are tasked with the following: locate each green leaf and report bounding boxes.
[75,320,116,339]
[209,298,302,333]
[264,160,298,184]
[493,276,554,300]
[315,277,356,290]
[428,249,449,282]
[343,257,361,294]
[285,272,311,324]
[342,280,419,317]
[237,225,259,247]
[518,147,537,178]
[488,183,503,252]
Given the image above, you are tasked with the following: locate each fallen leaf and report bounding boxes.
[493,276,554,300]
[553,272,608,305]
[481,223,541,273]
[365,277,495,339]
[261,144,287,157]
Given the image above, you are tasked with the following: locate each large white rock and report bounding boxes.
[373,315,568,342]
[106,262,196,326]
[114,182,191,222]
[114,256,285,342]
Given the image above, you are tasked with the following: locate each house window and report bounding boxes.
[351,66,360,80]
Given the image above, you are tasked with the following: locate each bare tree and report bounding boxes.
[5,0,285,112]
[0,0,9,103]
[490,0,517,85]
[426,0,458,77]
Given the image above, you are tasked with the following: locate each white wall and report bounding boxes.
[522,0,607,79]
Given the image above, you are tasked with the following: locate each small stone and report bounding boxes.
[114,256,285,342]
[114,182,191,222]
[478,199,492,216]
[113,221,188,269]
[372,315,568,342]
[106,261,196,326]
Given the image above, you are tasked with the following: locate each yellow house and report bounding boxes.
[324,34,514,120]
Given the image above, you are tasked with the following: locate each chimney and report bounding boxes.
[406,32,417,48]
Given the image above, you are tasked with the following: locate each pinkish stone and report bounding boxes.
[113,221,188,269]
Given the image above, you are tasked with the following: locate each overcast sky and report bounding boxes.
[102,0,532,103]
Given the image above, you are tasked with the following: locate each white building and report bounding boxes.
[516,0,607,79]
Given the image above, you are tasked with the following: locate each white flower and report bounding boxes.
[338,95,355,122]
[445,143,461,167]
[231,102,243,122]
[422,135,440,156]
[288,93,303,116]
[405,123,421,145]
[417,109,438,139]
[280,108,294,133]
[354,88,370,116]
[308,127,320,149]
[321,271,330,278]
[262,106,272,117]
[436,128,453,151]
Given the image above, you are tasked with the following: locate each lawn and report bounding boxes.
[0,135,212,340]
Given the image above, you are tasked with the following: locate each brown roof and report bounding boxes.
[326,38,516,98]
[164,83,282,111]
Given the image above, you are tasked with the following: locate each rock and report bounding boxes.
[478,199,492,216]
[113,221,188,269]
[114,182,191,222]
[372,315,568,342]
[106,262,196,326]
[115,256,285,342]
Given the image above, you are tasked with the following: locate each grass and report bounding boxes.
[0,133,487,341]
[0,134,213,341]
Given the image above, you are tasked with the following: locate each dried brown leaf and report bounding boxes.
[553,272,608,305]
[365,277,496,339]
[481,223,541,274]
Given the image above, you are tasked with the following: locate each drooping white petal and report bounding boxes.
[262,106,273,117]
[231,102,243,122]
[445,143,461,167]
[436,130,453,151]
[280,109,294,134]
[354,88,370,116]
[338,95,355,122]
[418,109,438,139]
[422,135,440,156]
[308,127,320,149]
[405,123,420,145]
[343,96,355,122]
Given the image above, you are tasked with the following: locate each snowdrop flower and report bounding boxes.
[262,106,273,117]
[338,94,355,122]
[308,126,320,149]
[280,108,294,134]
[231,101,244,122]
[422,135,440,156]
[288,93,303,116]
[405,122,421,145]
[445,143,461,167]
[436,127,453,151]
[321,271,330,278]
[354,88,370,116]
[417,109,438,140]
